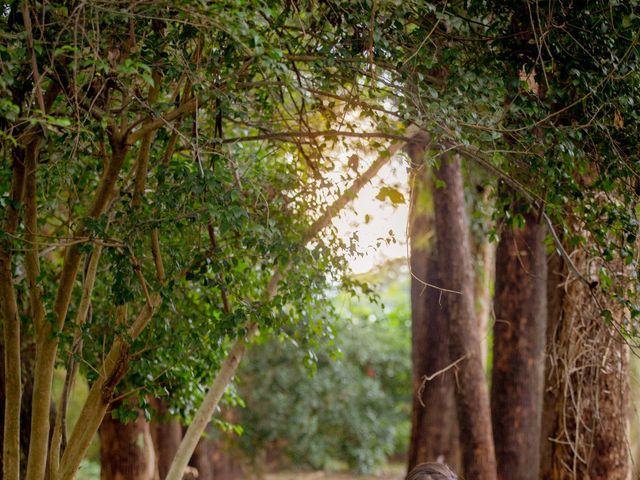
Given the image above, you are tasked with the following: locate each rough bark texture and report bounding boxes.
[1,153,26,480]
[491,209,547,480]
[542,249,630,479]
[540,253,565,478]
[407,159,461,472]
[99,406,155,480]
[432,154,496,480]
[149,398,183,479]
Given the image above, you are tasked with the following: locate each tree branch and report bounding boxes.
[223,129,410,145]
[126,97,198,145]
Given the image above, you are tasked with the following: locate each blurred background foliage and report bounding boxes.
[236,259,411,474]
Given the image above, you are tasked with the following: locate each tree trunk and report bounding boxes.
[473,185,496,370]
[210,438,244,480]
[188,420,244,480]
[432,154,496,480]
[149,398,182,480]
[491,207,547,480]
[542,248,630,479]
[190,433,214,480]
[539,253,565,479]
[99,405,156,480]
[1,152,26,480]
[407,140,460,472]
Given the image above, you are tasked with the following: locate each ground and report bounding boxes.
[264,464,405,480]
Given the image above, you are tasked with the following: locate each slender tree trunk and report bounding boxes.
[99,405,156,480]
[473,186,496,370]
[407,136,460,472]
[491,207,547,480]
[149,398,182,480]
[1,152,26,480]
[542,247,630,479]
[432,153,496,480]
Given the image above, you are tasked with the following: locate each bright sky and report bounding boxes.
[333,156,410,274]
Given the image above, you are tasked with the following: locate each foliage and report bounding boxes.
[0,0,639,477]
[236,260,411,474]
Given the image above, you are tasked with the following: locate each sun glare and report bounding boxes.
[333,157,410,274]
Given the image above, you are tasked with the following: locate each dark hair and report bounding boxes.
[406,462,458,480]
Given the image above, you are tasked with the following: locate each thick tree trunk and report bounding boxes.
[407,156,430,471]
[539,253,565,478]
[542,248,630,479]
[99,406,156,480]
[149,398,182,480]
[491,208,547,480]
[407,136,460,473]
[432,154,496,480]
[210,439,244,480]
[190,433,214,480]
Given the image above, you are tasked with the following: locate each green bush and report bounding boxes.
[236,261,411,473]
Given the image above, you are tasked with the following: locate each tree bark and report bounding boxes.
[99,405,156,480]
[407,137,460,473]
[491,208,547,480]
[473,186,495,369]
[539,253,565,479]
[542,248,630,479]
[1,152,26,480]
[149,398,182,480]
[432,153,496,480]
[190,432,214,480]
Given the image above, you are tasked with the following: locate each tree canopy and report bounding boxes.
[1,1,639,479]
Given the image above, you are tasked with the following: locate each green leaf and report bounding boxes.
[375,187,405,205]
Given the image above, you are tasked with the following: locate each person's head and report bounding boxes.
[406,462,458,480]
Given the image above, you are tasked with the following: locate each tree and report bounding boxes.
[2,2,639,479]
[0,2,418,479]
[541,248,631,479]
[99,404,155,480]
[407,136,460,472]
[148,399,182,480]
[491,204,547,480]
[433,153,496,480]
